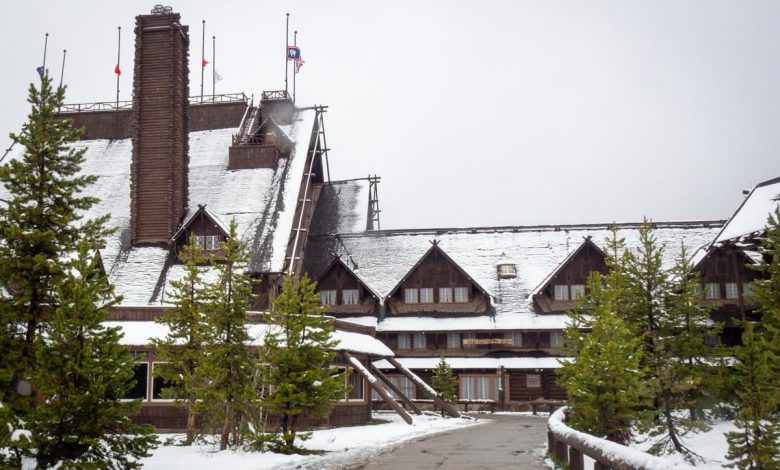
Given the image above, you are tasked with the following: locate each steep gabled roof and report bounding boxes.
[712,176,780,246]
[251,117,293,151]
[530,236,606,298]
[315,255,383,303]
[385,241,493,303]
[170,204,230,244]
[691,244,758,272]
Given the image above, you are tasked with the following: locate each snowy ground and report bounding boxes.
[139,411,485,470]
[632,420,737,469]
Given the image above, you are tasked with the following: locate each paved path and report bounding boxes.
[351,414,549,470]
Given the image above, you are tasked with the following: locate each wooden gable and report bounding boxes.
[315,256,382,317]
[693,245,762,324]
[385,241,493,317]
[249,117,293,154]
[532,237,608,313]
[170,204,229,260]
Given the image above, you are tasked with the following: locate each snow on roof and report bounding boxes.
[308,179,371,235]
[108,320,393,357]
[714,176,780,244]
[304,223,721,331]
[373,356,570,370]
[1,108,318,306]
[529,236,605,298]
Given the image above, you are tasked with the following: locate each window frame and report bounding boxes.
[550,330,564,348]
[526,374,542,389]
[439,287,454,303]
[553,284,569,301]
[724,282,739,300]
[319,289,337,306]
[419,287,434,304]
[570,284,586,300]
[446,332,461,349]
[459,374,500,401]
[454,287,469,303]
[151,362,177,402]
[397,333,412,350]
[122,361,149,402]
[371,374,415,401]
[404,288,419,304]
[342,288,360,305]
[704,282,720,300]
[205,235,220,251]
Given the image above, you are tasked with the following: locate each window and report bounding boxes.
[419,288,434,303]
[553,285,569,301]
[397,333,412,350]
[319,289,337,306]
[498,263,517,279]
[724,282,739,300]
[454,287,469,303]
[570,284,586,299]
[439,287,453,303]
[506,332,523,347]
[463,333,476,349]
[413,333,426,349]
[194,235,205,250]
[705,283,720,299]
[404,288,418,304]
[372,375,414,401]
[447,333,461,349]
[743,282,754,298]
[460,375,499,400]
[205,235,220,251]
[343,289,360,305]
[123,363,148,400]
[347,371,364,400]
[152,363,177,401]
[704,335,720,346]
[526,374,541,388]
[550,330,564,348]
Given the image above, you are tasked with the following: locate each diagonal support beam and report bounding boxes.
[343,352,413,425]
[385,356,460,418]
[370,363,422,415]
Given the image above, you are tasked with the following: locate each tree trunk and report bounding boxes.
[186,393,197,444]
[220,400,232,450]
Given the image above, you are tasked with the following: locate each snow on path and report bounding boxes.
[140,412,484,470]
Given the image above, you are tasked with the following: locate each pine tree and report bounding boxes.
[0,73,110,417]
[195,220,257,450]
[725,322,780,469]
[152,236,207,444]
[260,275,347,454]
[750,208,780,393]
[30,241,157,469]
[431,354,458,417]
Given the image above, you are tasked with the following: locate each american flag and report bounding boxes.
[295,58,305,74]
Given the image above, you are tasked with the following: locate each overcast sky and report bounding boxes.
[1,1,778,229]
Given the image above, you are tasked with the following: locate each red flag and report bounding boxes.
[202,57,209,68]
[114,64,121,76]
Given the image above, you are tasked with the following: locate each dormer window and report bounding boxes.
[320,289,337,306]
[704,283,720,299]
[439,287,453,303]
[454,287,469,303]
[498,263,517,279]
[342,289,360,305]
[553,285,569,301]
[725,282,739,300]
[570,284,586,299]
[404,288,418,304]
[194,235,221,251]
[419,288,434,303]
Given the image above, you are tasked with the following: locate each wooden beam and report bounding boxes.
[385,357,460,418]
[343,352,413,425]
[370,363,422,415]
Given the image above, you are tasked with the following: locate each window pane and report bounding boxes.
[205,235,220,250]
[413,333,426,349]
[419,288,434,303]
[553,285,569,301]
[123,363,148,400]
[724,283,738,300]
[570,284,585,299]
[461,376,473,400]
[447,333,461,349]
[397,334,412,349]
[705,283,720,299]
[505,332,523,347]
[439,287,453,303]
[152,364,178,400]
[454,287,469,303]
[550,331,564,348]
[348,372,364,400]
[319,290,336,306]
[743,282,753,297]
[404,288,418,303]
[527,374,541,388]
[343,289,359,305]
[463,333,476,349]
[194,236,205,250]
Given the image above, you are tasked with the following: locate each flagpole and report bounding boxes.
[116,26,121,109]
[293,30,297,105]
[42,33,49,77]
[284,13,289,96]
[59,49,66,89]
[212,35,216,99]
[201,20,205,103]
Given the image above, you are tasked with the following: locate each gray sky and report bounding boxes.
[1,1,778,229]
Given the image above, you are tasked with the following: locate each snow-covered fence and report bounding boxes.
[547,408,696,470]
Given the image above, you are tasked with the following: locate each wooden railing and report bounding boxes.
[261,90,291,101]
[59,93,248,113]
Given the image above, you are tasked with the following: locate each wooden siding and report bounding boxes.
[535,241,607,313]
[317,259,380,317]
[227,144,279,170]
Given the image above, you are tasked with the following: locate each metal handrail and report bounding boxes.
[189,92,249,105]
[261,90,291,101]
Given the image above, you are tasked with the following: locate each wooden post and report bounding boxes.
[385,356,460,418]
[547,431,555,457]
[555,440,568,464]
[593,462,610,470]
[370,364,422,415]
[569,446,584,470]
[343,352,413,425]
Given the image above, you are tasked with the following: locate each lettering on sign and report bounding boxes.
[462,338,513,345]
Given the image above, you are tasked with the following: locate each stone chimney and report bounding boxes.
[130,7,190,245]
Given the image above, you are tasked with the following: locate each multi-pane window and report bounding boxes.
[123,362,148,400]
[343,289,360,305]
[413,333,426,349]
[319,290,337,306]
[705,283,720,299]
[151,363,176,401]
[550,330,564,348]
[372,375,414,401]
[347,372,364,400]
[205,235,220,251]
[404,288,418,304]
[498,263,517,279]
[194,235,205,250]
[553,285,569,301]
[419,288,434,303]
[397,333,412,349]
[743,282,754,298]
[724,283,739,300]
[526,374,541,388]
[447,333,461,349]
[505,331,523,347]
[570,284,586,299]
[454,287,469,303]
[460,375,498,400]
[439,287,454,303]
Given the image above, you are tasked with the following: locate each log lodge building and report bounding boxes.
[6,7,779,430]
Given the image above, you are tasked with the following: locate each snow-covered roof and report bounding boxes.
[529,236,606,298]
[308,179,371,235]
[304,222,722,331]
[0,109,318,306]
[108,320,393,357]
[713,176,780,245]
[373,356,571,370]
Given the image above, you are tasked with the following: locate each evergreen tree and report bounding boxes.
[750,208,780,392]
[0,73,110,417]
[724,322,780,469]
[431,354,458,417]
[260,275,347,454]
[30,241,157,469]
[152,236,207,444]
[195,220,256,450]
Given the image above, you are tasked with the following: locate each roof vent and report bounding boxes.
[497,263,517,279]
